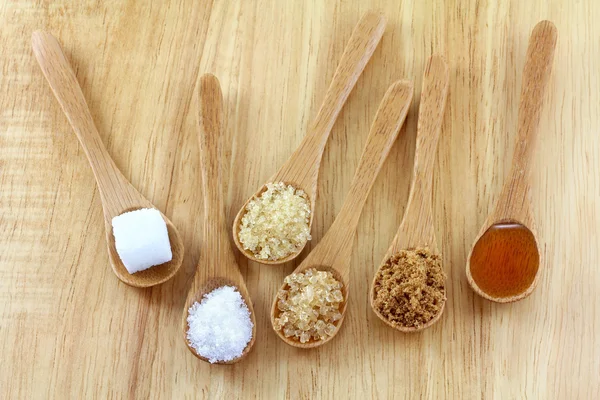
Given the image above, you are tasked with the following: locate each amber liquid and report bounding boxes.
[469,223,539,298]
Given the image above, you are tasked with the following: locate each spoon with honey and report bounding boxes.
[466,21,557,303]
[271,80,414,348]
[32,31,184,288]
[370,55,450,332]
[232,12,386,265]
[182,74,256,363]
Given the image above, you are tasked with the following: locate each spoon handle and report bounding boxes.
[301,80,413,280]
[390,55,449,253]
[197,74,227,228]
[195,74,239,280]
[498,21,557,220]
[273,12,386,190]
[31,31,144,217]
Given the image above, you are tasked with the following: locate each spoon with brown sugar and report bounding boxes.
[32,31,184,288]
[182,74,256,364]
[232,12,386,265]
[370,55,449,332]
[466,21,557,303]
[271,80,414,348]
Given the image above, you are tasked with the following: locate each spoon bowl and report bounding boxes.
[270,80,414,348]
[370,55,450,332]
[233,11,386,265]
[232,180,314,265]
[467,222,540,302]
[32,31,184,288]
[182,74,256,364]
[183,276,257,364]
[271,265,348,348]
[465,21,556,302]
[370,275,446,333]
[106,209,184,287]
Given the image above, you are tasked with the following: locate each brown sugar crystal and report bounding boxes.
[372,248,446,328]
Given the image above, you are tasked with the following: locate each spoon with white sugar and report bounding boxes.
[32,31,184,288]
[271,80,414,348]
[232,12,387,265]
[182,74,256,364]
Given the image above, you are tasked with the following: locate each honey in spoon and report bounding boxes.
[469,223,539,299]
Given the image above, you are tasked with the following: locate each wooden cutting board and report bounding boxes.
[1,1,598,398]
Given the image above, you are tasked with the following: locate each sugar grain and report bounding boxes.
[186,286,253,363]
[238,182,311,260]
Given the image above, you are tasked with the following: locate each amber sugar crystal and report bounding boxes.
[238,182,311,261]
[274,268,344,343]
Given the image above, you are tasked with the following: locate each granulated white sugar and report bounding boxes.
[111,208,172,274]
[186,286,253,363]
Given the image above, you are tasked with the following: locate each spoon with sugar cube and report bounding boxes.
[182,74,256,364]
[466,21,557,302]
[232,11,386,265]
[32,31,184,287]
[271,80,413,348]
[370,55,449,332]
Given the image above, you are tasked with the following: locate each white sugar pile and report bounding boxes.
[186,286,253,363]
[111,208,172,274]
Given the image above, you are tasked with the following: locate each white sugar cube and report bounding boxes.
[111,208,173,274]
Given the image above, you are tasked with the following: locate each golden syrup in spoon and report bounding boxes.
[469,223,540,299]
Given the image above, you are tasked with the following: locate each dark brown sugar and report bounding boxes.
[373,248,446,328]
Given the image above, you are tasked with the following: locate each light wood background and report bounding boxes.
[1,0,598,398]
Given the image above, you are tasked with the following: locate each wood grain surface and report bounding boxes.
[1,0,598,398]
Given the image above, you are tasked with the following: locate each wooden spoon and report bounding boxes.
[271,80,414,348]
[182,74,256,364]
[466,21,557,303]
[232,12,386,265]
[370,55,450,332]
[31,31,184,288]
